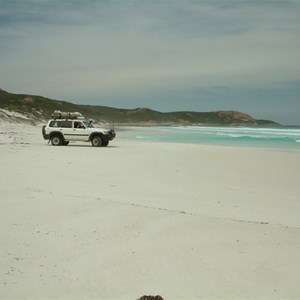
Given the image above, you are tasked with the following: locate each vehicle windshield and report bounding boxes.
[83,120,94,128]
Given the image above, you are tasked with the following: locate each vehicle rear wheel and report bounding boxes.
[51,135,63,146]
[91,136,102,147]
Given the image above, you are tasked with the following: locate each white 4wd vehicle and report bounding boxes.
[42,111,116,147]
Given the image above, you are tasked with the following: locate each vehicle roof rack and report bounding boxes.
[51,110,84,120]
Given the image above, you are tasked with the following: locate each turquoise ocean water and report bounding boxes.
[119,126,300,151]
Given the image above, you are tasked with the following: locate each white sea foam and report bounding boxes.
[172,126,300,140]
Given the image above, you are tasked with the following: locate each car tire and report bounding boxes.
[51,135,63,146]
[102,140,109,147]
[91,136,102,147]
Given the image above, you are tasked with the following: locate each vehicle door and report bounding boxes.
[73,121,89,141]
[60,120,74,140]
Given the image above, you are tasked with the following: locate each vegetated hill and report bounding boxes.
[0,88,279,126]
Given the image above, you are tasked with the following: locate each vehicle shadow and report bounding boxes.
[44,143,118,148]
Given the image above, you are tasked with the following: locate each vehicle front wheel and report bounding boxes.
[91,136,102,147]
[102,140,109,147]
[51,135,63,146]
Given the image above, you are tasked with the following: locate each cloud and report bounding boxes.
[0,0,300,123]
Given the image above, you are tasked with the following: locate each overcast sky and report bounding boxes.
[1,0,300,124]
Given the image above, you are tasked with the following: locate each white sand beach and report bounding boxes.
[1,123,300,299]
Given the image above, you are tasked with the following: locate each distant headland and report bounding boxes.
[0,88,279,126]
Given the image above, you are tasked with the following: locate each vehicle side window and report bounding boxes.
[75,121,85,128]
[49,121,61,127]
[60,121,72,128]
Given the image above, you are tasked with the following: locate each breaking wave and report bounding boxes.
[121,125,300,150]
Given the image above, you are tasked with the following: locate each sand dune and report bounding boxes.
[1,123,300,299]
